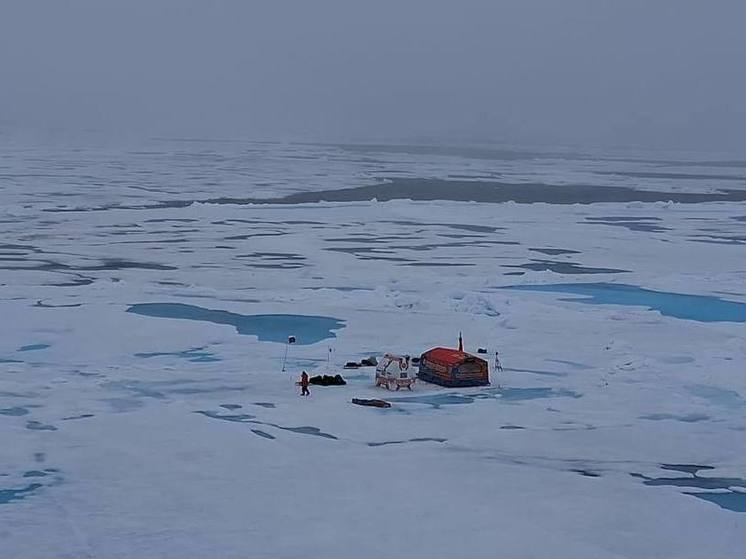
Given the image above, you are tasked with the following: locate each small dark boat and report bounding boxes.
[352,398,391,408]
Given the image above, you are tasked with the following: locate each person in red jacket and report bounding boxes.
[300,371,310,396]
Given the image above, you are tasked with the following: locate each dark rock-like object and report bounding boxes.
[309,374,347,386]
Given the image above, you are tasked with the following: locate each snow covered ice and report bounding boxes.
[1,139,746,558]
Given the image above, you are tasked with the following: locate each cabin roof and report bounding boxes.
[423,347,485,366]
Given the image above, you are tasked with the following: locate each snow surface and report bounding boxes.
[1,139,745,558]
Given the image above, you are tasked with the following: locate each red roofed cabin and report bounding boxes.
[417,347,490,387]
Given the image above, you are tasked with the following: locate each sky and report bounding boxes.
[1,0,745,152]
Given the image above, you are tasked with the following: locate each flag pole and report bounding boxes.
[281,335,296,372]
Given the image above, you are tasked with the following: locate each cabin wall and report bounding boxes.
[418,355,489,387]
[453,363,489,385]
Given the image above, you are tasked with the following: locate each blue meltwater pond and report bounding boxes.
[126,303,345,345]
[505,283,746,322]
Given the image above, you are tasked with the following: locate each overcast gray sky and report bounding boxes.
[1,1,745,152]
